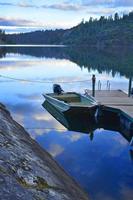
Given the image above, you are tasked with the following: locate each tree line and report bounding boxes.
[0,30,6,43]
[86,11,133,24]
[1,11,133,46]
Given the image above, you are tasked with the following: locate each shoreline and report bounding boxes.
[0,103,89,200]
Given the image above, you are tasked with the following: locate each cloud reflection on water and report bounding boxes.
[48,144,64,157]
[0,47,133,200]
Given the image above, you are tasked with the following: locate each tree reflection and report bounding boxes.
[0,48,6,58]
[1,46,133,78]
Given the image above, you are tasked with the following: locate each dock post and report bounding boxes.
[92,74,96,97]
[98,80,101,90]
[128,77,132,97]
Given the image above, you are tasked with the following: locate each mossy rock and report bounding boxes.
[34,176,50,190]
[17,176,31,188]
[17,176,51,190]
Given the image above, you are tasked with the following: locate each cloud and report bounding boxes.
[17,1,38,8]
[0,1,38,9]
[82,0,133,8]
[66,133,83,142]
[0,1,83,11]
[0,0,132,13]
[0,1,85,11]
[0,18,74,30]
[0,2,15,6]
[0,1,132,32]
[42,3,85,11]
[0,17,36,26]
[30,129,45,139]
[82,0,113,7]
[33,113,52,121]
[48,144,64,157]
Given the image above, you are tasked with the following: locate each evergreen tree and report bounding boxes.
[114,13,119,21]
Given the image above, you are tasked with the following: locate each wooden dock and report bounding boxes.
[86,89,133,121]
[94,90,133,119]
[86,90,133,142]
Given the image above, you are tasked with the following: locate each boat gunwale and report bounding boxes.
[43,92,98,108]
[43,93,69,106]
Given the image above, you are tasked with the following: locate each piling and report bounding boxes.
[92,74,96,97]
[128,77,132,97]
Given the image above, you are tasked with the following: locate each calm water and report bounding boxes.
[0,46,133,200]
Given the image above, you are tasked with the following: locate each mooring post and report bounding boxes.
[98,80,101,91]
[92,74,96,97]
[128,77,132,97]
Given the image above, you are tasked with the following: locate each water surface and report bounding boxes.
[0,46,133,200]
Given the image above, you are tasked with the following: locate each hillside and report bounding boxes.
[5,11,133,46]
[6,29,65,45]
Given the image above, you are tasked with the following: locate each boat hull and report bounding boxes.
[43,94,70,112]
[42,100,97,133]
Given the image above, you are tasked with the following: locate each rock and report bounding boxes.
[0,104,89,200]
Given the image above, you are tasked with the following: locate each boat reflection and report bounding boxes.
[42,100,132,142]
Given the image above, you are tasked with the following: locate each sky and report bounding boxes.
[0,0,133,33]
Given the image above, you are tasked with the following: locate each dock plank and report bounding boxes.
[87,90,133,119]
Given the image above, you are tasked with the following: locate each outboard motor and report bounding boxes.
[53,84,64,95]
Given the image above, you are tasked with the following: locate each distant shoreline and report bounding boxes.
[0,44,66,47]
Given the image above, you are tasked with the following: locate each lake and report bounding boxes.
[0,46,133,200]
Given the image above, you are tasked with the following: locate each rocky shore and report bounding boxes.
[0,103,89,200]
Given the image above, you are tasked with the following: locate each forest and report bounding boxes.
[1,11,133,46]
[0,30,6,44]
